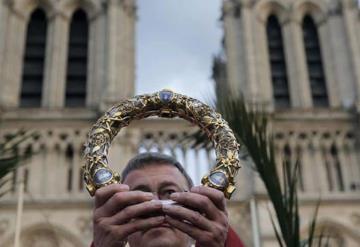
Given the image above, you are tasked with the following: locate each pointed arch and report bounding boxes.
[266,14,290,108]
[302,15,328,107]
[59,0,101,20]
[301,219,360,246]
[20,8,48,107]
[10,0,54,20]
[65,9,89,107]
[2,222,84,247]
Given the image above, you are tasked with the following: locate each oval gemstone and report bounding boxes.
[93,169,113,185]
[159,90,173,103]
[209,172,228,189]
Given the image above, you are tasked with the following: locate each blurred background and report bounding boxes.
[0,0,360,246]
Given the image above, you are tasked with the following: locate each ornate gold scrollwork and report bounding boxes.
[83,90,241,199]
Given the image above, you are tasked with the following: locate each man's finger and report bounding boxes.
[116,216,166,238]
[190,186,226,211]
[162,204,212,231]
[164,215,204,241]
[95,191,154,218]
[169,191,220,220]
[95,184,130,208]
[106,200,163,225]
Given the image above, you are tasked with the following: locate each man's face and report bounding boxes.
[123,164,192,247]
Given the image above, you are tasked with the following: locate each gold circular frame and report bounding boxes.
[82,90,241,199]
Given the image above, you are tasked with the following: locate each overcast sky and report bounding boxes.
[135,0,223,102]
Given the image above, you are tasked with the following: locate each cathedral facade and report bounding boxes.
[0,0,359,246]
[214,0,360,246]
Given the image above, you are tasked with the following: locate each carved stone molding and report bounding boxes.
[327,0,343,16]
[120,0,136,17]
[0,219,9,237]
[76,216,92,237]
[351,213,360,226]
[223,0,241,18]
[240,0,257,9]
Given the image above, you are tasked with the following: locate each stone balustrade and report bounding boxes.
[1,114,359,204]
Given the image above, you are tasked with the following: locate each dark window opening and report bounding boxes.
[65,9,89,107]
[20,9,47,107]
[24,168,29,193]
[266,15,290,109]
[330,144,344,191]
[66,145,74,192]
[302,15,328,107]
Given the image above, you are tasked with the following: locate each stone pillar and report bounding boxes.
[1,8,27,108]
[299,139,316,192]
[347,144,360,190]
[342,3,360,111]
[324,7,356,109]
[44,146,68,198]
[0,2,10,107]
[87,10,106,108]
[28,148,44,197]
[253,16,273,109]
[274,141,285,188]
[336,137,352,192]
[282,19,312,108]
[223,0,244,97]
[311,136,329,192]
[318,16,341,108]
[72,144,82,195]
[241,4,259,103]
[102,0,136,109]
[42,13,70,108]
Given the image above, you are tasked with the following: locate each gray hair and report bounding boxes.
[121,152,194,188]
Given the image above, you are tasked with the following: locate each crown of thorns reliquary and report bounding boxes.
[82,89,241,199]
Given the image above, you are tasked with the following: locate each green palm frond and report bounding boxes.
[213,95,321,247]
[0,130,36,197]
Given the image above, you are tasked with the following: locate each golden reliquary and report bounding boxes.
[82,89,241,199]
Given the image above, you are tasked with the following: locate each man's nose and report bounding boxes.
[152,192,160,200]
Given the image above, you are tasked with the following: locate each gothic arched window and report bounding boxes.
[20,9,47,107]
[266,15,290,109]
[302,15,328,107]
[65,9,88,107]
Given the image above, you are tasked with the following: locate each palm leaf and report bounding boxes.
[213,95,321,247]
[0,130,36,197]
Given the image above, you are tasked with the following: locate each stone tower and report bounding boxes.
[0,1,252,246]
[214,0,360,246]
[0,0,136,246]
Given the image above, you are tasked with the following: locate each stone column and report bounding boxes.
[282,19,312,108]
[253,16,273,109]
[320,9,356,107]
[342,2,360,111]
[299,139,316,192]
[44,145,67,198]
[274,141,285,188]
[102,0,136,109]
[241,3,259,103]
[28,148,44,197]
[0,2,10,107]
[336,137,352,192]
[42,13,70,108]
[87,10,106,108]
[347,143,360,190]
[318,15,342,108]
[223,0,244,97]
[1,8,27,108]
[311,136,329,192]
[72,144,82,195]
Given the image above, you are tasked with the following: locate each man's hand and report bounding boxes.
[162,186,229,247]
[93,184,165,247]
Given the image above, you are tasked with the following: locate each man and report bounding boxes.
[92,153,243,247]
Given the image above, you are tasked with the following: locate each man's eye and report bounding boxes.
[164,189,176,196]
